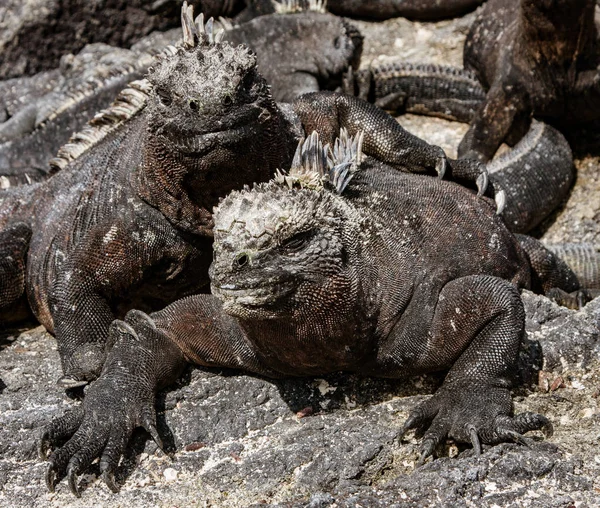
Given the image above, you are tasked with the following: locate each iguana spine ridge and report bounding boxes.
[49,79,153,171]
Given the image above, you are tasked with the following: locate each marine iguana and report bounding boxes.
[0,38,167,186]
[457,0,600,161]
[0,7,362,185]
[0,5,472,389]
[344,61,576,234]
[40,130,582,496]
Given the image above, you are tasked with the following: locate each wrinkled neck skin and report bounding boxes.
[520,0,596,67]
[137,107,291,237]
[236,257,377,378]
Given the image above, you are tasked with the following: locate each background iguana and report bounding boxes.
[40,131,583,496]
[0,6,471,390]
[457,0,600,161]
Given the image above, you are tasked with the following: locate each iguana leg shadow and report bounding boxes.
[396,275,551,462]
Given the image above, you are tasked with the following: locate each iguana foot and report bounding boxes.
[42,320,164,496]
[400,380,552,464]
[57,343,107,388]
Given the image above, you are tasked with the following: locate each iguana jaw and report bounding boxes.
[211,280,297,319]
[154,102,267,156]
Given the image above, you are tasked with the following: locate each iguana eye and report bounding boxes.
[222,95,233,107]
[188,98,200,112]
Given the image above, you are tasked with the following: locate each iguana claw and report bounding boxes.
[476,171,488,197]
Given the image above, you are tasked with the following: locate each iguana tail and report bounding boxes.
[348,62,486,123]
[545,243,600,290]
[486,121,574,234]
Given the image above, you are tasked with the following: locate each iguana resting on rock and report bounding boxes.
[0,7,362,185]
[0,6,476,388]
[345,61,575,234]
[41,131,583,496]
[457,0,600,161]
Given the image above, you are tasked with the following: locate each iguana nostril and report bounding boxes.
[236,253,249,268]
[189,99,199,112]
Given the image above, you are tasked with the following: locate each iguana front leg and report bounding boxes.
[49,218,199,387]
[41,295,271,496]
[390,276,551,461]
[293,91,490,195]
[458,83,528,162]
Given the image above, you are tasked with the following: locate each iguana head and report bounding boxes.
[146,5,276,156]
[210,130,364,320]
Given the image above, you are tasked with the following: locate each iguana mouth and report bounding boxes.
[156,103,266,155]
[167,123,259,155]
[212,281,295,309]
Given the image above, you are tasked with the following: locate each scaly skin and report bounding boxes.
[40,132,575,495]
[458,0,600,161]
[0,7,475,387]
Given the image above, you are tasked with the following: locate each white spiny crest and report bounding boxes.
[181,1,225,49]
[274,129,363,194]
[272,0,327,14]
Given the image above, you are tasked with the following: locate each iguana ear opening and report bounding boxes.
[274,129,363,194]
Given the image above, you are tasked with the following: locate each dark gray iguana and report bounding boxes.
[40,130,583,496]
[0,7,363,186]
[0,6,479,389]
[457,0,600,161]
[345,61,577,234]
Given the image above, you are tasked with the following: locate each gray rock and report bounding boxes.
[1,293,600,507]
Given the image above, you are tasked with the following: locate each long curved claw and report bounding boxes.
[495,189,506,215]
[417,439,436,466]
[56,376,89,389]
[39,433,51,460]
[102,471,120,494]
[142,420,164,452]
[476,171,489,197]
[45,463,57,493]
[436,154,447,180]
[467,424,481,456]
[67,462,81,498]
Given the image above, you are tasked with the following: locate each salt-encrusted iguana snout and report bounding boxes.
[210,132,362,319]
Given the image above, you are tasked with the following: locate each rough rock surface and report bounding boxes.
[0,0,183,80]
[1,7,600,508]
